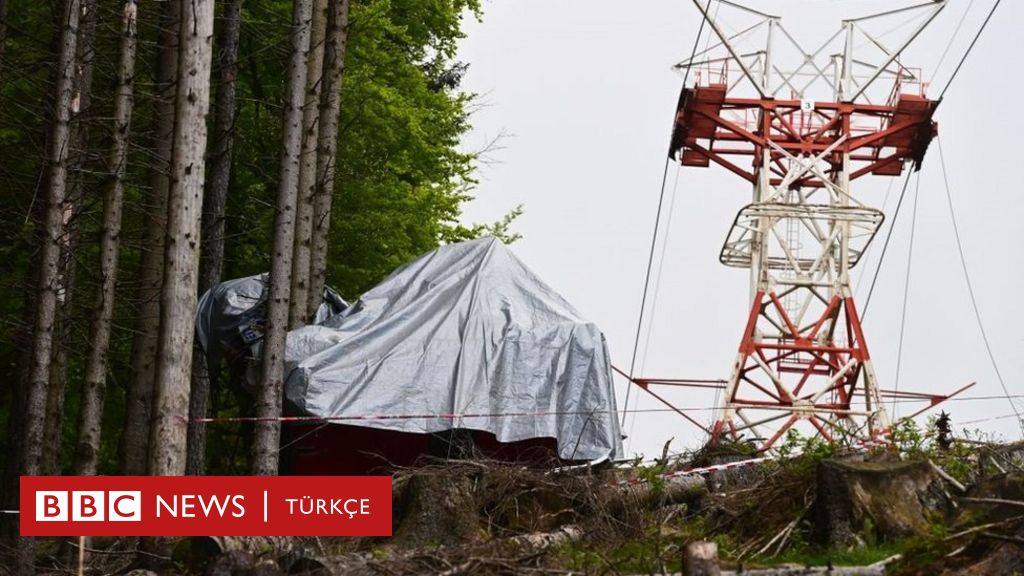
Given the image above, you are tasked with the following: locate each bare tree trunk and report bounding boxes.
[253,0,313,476]
[199,0,243,291]
[42,0,98,477]
[148,0,215,477]
[74,0,138,477]
[42,273,73,475]
[187,0,244,476]
[17,0,81,568]
[120,0,179,475]
[306,0,350,317]
[22,0,80,485]
[288,0,327,328]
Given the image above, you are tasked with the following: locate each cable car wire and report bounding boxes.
[622,0,715,429]
[938,0,1002,100]
[891,172,921,418]
[861,168,914,321]
[932,0,976,82]
[936,136,1024,438]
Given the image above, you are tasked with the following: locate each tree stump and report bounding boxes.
[394,472,481,547]
[814,458,952,549]
[684,540,720,576]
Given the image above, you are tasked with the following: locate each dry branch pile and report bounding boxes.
[27,446,1024,576]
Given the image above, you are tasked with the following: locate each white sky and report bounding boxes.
[456,0,1024,458]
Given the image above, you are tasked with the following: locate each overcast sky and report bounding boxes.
[455,0,1024,458]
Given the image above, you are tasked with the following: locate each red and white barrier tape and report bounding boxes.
[619,439,889,486]
[184,406,725,425]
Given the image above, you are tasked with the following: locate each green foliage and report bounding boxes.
[889,416,978,485]
[764,540,907,568]
[634,462,668,498]
[558,525,684,575]
[455,204,524,244]
[324,0,482,295]
[223,0,517,298]
[776,428,837,472]
[891,418,928,457]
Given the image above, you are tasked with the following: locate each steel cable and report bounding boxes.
[621,0,715,430]
[891,172,921,418]
[936,136,1024,437]
[862,168,914,320]
[932,0,977,83]
[938,0,1002,101]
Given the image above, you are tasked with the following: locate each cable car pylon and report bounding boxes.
[628,0,974,451]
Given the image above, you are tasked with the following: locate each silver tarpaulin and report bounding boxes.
[195,273,348,389]
[283,237,623,462]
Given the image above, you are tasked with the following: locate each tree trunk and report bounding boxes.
[42,273,73,475]
[17,0,81,568]
[288,0,327,328]
[74,0,138,477]
[21,0,80,484]
[306,0,350,318]
[120,0,179,475]
[252,0,313,476]
[199,0,243,292]
[147,0,215,477]
[186,0,244,477]
[42,0,98,477]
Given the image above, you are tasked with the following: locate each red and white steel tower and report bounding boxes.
[629,0,974,451]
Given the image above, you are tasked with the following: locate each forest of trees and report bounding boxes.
[0,0,513,566]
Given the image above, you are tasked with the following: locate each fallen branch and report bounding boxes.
[502,524,582,549]
[63,539,170,561]
[172,536,292,571]
[721,567,884,575]
[944,515,1024,541]
[979,532,1024,546]
[287,525,584,574]
[754,516,799,558]
[960,497,1024,508]
[753,496,812,558]
[616,474,706,510]
[945,544,967,557]
[928,459,967,493]
[868,553,902,568]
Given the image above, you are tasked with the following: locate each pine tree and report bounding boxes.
[148,0,215,477]
[120,0,180,475]
[74,0,139,477]
[306,0,350,316]
[253,0,314,476]
[289,0,327,328]
[186,0,245,477]
[17,0,81,567]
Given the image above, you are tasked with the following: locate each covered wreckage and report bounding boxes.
[196,237,622,472]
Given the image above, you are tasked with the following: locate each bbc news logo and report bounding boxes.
[36,491,141,522]
[21,476,392,536]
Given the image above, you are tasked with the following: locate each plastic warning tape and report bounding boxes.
[620,439,889,486]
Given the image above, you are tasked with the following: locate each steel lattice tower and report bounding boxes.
[628,0,975,451]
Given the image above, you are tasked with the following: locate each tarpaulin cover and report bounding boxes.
[195,273,348,389]
[283,237,623,462]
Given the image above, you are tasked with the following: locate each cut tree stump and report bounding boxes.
[684,540,720,576]
[394,472,481,547]
[814,458,953,549]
